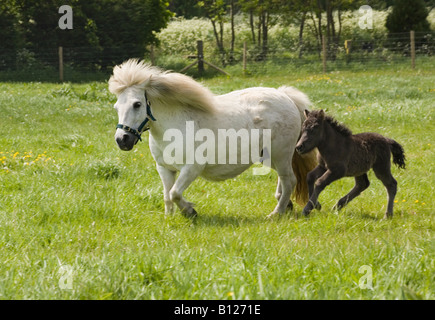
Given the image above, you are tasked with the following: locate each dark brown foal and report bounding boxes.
[295,110,406,219]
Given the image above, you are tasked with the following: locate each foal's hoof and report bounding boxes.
[181,208,198,219]
[287,200,294,211]
[302,209,311,217]
[383,212,393,220]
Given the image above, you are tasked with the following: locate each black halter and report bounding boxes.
[116,91,156,143]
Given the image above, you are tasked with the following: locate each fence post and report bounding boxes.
[410,30,415,69]
[197,40,204,75]
[243,41,247,74]
[345,40,352,64]
[58,46,64,82]
[150,45,155,66]
[322,35,327,73]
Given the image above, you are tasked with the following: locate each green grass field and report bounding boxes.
[0,63,434,300]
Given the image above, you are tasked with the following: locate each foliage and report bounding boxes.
[0,0,173,70]
[386,0,431,33]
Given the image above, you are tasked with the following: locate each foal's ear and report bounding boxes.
[318,109,325,119]
[303,109,310,119]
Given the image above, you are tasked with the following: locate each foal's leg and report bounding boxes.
[307,165,327,210]
[169,164,204,218]
[373,163,397,219]
[333,173,370,211]
[156,165,176,215]
[303,168,344,216]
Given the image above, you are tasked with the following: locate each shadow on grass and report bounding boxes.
[191,213,260,227]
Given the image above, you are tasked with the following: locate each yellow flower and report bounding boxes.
[227,292,234,297]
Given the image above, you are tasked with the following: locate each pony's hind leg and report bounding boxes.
[373,164,397,219]
[267,158,296,218]
[333,173,370,211]
[274,177,293,210]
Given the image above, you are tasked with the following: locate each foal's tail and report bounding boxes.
[389,139,406,169]
[278,86,318,205]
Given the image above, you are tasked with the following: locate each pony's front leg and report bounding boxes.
[170,164,204,218]
[156,164,176,215]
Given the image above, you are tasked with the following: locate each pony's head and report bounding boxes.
[109,59,157,150]
[295,109,326,154]
[108,59,215,151]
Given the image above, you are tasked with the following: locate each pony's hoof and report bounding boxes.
[181,208,198,218]
[266,212,280,220]
[287,200,294,211]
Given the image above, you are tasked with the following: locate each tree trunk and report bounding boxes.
[211,19,225,65]
[250,9,256,44]
[317,0,323,58]
[261,11,268,59]
[298,11,306,59]
[229,0,235,63]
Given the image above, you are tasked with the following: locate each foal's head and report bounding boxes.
[295,109,326,154]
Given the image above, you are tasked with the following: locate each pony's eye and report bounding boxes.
[133,101,142,109]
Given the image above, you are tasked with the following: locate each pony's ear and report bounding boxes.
[303,109,310,119]
[318,109,325,119]
[143,75,152,88]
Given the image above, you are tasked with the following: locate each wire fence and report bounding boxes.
[0,31,433,82]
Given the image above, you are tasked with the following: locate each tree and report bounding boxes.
[386,0,431,34]
[239,0,281,60]
[0,2,23,69]
[169,0,203,18]
[5,0,172,70]
[197,0,227,64]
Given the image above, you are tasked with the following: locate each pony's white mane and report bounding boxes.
[108,59,215,112]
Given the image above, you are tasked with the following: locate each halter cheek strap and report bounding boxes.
[116,91,156,143]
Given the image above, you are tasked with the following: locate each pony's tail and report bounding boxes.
[292,149,318,206]
[389,139,406,169]
[278,86,311,126]
[278,86,318,205]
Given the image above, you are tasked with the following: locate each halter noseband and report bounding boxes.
[116,91,156,144]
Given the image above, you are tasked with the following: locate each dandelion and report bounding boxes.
[227,292,234,297]
[402,199,406,202]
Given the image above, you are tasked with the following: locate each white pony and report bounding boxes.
[109,59,317,218]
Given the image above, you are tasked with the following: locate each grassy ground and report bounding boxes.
[0,63,433,299]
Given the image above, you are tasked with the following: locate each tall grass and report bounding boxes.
[0,63,433,299]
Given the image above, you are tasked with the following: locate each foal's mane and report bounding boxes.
[108,59,215,112]
[324,114,352,136]
[308,110,352,136]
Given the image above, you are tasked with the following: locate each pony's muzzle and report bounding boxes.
[116,132,137,151]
